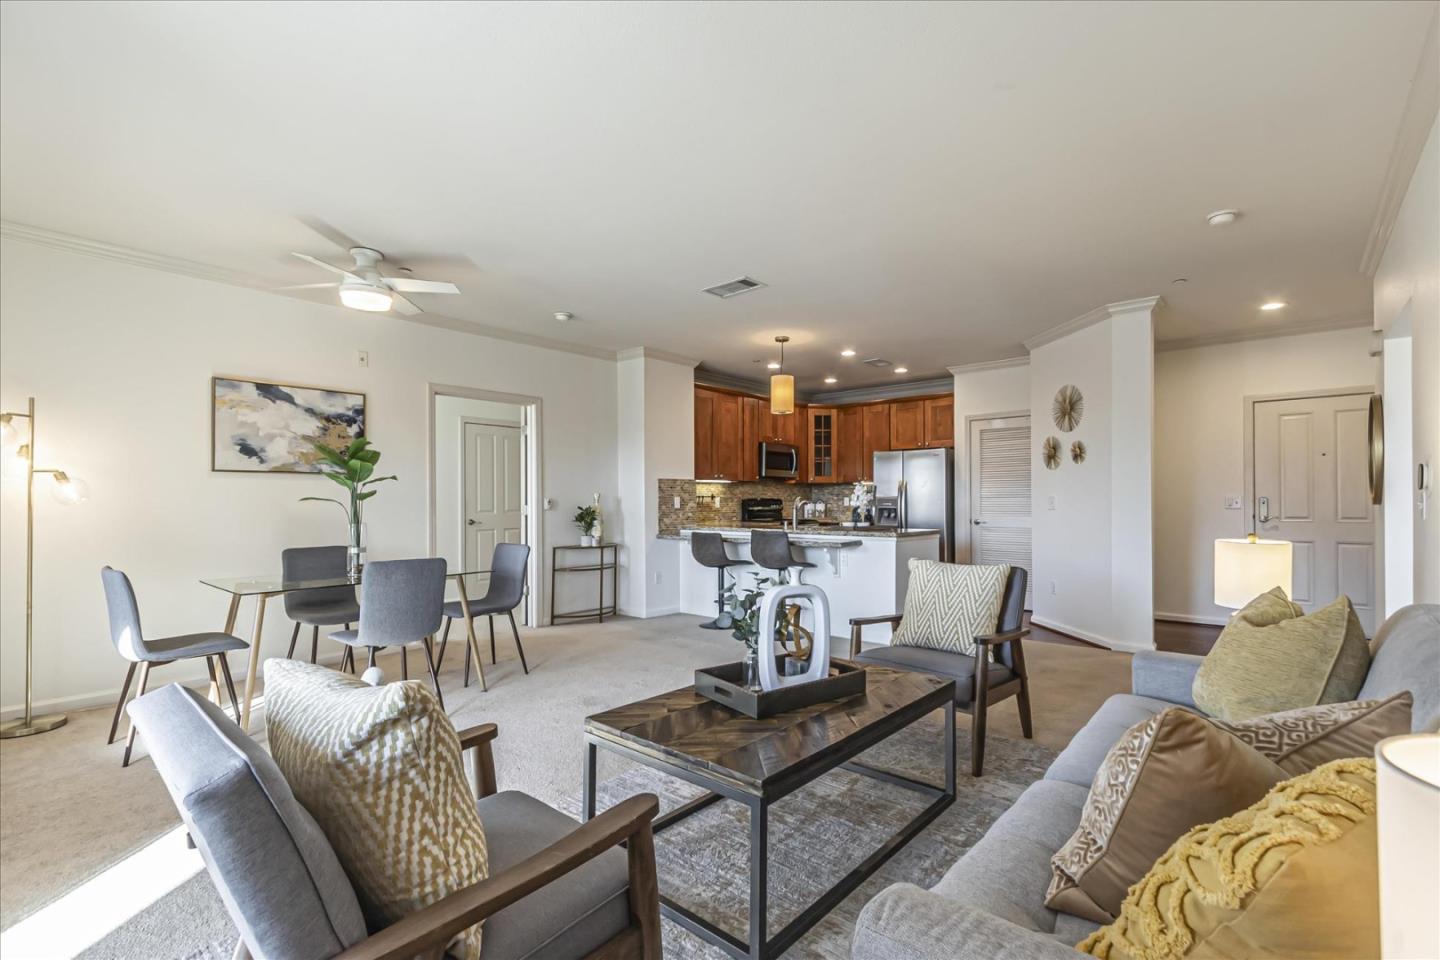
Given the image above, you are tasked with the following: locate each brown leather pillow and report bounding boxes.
[1216,692,1412,774]
[1046,708,1286,923]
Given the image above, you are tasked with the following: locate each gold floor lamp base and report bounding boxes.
[0,713,68,738]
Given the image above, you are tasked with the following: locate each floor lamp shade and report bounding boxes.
[1213,536,1293,609]
[1376,734,1440,959]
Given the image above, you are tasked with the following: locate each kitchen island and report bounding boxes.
[664,525,941,644]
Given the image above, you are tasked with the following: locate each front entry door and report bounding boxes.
[463,421,526,623]
[969,415,1032,608]
[1253,393,1376,633]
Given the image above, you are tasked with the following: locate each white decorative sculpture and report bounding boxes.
[756,582,831,692]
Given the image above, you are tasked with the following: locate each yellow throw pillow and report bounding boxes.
[264,660,489,959]
[1192,591,1371,722]
[1078,758,1378,960]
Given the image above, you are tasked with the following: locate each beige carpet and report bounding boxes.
[0,613,1132,948]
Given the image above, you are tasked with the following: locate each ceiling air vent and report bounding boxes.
[702,276,766,299]
[862,357,892,368]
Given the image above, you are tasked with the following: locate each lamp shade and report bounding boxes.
[1376,734,1440,959]
[770,373,795,416]
[1213,536,1292,608]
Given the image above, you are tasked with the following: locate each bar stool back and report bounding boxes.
[749,529,817,584]
[690,533,745,630]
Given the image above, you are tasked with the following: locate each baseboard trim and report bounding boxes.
[1028,615,1155,653]
[1155,611,1229,627]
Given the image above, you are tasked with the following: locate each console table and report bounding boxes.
[550,543,618,624]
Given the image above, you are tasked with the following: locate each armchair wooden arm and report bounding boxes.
[332,793,662,960]
[971,627,1028,646]
[456,723,499,800]
[848,613,902,657]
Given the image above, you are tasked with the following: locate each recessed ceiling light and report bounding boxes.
[824,376,838,384]
[767,361,781,370]
[1172,278,1189,285]
[1206,209,1240,226]
[840,349,856,357]
[554,311,574,322]
[894,367,909,374]
[1260,301,1287,311]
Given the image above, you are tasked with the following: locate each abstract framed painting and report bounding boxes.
[211,376,366,473]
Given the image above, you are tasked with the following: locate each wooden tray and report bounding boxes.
[694,657,867,719]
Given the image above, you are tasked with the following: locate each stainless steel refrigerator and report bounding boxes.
[873,448,954,561]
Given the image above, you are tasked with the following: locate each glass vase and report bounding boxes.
[743,651,762,692]
[347,521,367,581]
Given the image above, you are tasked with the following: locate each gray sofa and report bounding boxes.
[851,603,1440,960]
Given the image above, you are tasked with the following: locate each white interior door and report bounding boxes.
[1253,393,1376,633]
[969,415,1032,607]
[463,421,526,623]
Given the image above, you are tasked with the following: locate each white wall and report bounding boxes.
[1152,326,1375,624]
[1029,301,1156,651]
[432,394,523,571]
[951,361,1030,562]
[0,238,619,715]
[1375,113,1440,605]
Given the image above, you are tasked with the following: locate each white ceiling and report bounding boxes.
[2,1,1433,389]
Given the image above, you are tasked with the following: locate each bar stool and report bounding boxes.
[749,529,816,585]
[691,532,746,630]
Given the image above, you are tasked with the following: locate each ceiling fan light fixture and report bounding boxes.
[338,282,394,312]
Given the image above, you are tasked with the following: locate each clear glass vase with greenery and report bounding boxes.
[299,436,396,579]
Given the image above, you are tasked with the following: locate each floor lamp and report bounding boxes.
[0,397,87,739]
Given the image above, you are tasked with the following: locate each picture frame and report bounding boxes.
[210,375,367,473]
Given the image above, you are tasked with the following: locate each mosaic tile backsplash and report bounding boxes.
[657,479,866,537]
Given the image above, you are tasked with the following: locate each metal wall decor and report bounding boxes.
[1368,394,1384,505]
[1070,440,1087,464]
[1052,384,1084,432]
[1042,436,1061,470]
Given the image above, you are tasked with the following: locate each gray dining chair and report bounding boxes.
[438,542,531,688]
[281,546,360,668]
[329,558,448,707]
[102,565,247,767]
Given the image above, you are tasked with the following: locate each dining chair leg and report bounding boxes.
[122,662,154,767]
[488,616,496,665]
[422,636,445,710]
[216,653,241,726]
[286,622,301,659]
[205,656,220,705]
[107,662,137,745]
[401,645,409,680]
[507,611,529,674]
[437,618,452,671]
[310,625,319,664]
[340,647,352,673]
[463,639,471,688]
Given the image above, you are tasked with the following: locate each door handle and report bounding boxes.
[1256,496,1272,524]
[467,519,480,526]
[972,519,985,525]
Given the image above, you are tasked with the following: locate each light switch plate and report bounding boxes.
[1224,496,1243,510]
[543,497,556,510]
[673,496,682,509]
[357,350,369,368]
[1047,495,1057,511]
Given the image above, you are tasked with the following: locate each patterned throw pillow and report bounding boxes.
[1192,590,1371,722]
[890,560,1009,657]
[1078,759,1379,959]
[264,660,489,959]
[1046,708,1286,923]
[1215,692,1412,774]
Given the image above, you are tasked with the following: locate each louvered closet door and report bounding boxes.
[969,415,1032,607]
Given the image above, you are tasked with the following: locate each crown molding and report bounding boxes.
[1022,295,1163,352]
[1,219,621,363]
[693,367,771,395]
[616,346,699,367]
[807,376,954,405]
[1360,8,1439,277]
[947,356,1029,376]
[1155,315,1371,353]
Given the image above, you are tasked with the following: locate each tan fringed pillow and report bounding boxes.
[1192,590,1371,722]
[1046,708,1286,923]
[1216,692,1412,774]
[891,560,1009,657]
[265,660,489,959]
[1078,758,1379,960]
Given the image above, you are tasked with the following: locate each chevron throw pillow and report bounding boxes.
[265,659,489,959]
[890,560,1010,656]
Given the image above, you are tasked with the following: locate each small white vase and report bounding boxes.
[580,534,595,546]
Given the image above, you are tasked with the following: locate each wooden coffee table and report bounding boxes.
[583,663,956,960]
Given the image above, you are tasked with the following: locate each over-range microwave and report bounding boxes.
[759,442,798,479]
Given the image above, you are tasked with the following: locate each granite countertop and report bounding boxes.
[659,524,941,543]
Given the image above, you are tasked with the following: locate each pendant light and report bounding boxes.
[770,336,795,415]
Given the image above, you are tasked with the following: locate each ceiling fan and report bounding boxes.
[286,247,460,315]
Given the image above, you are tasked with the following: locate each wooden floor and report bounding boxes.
[1024,613,1219,656]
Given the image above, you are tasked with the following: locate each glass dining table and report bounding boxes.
[200,564,490,732]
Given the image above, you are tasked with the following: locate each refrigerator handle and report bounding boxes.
[898,478,907,530]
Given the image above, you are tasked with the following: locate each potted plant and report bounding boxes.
[723,577,791,690]
[574,503,599,546]
[299,436,396,580]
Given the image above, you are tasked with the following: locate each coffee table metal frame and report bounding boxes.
[582,681,956,960]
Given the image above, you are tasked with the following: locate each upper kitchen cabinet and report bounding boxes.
[888,396,954,449]
[836,405,864,483]
[741,395,762,481]
[861,403,890,479]
[693,386,743,480]
[923,396,954,447]
[806,407,838,483]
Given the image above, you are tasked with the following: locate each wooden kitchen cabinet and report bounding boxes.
[861,403,890,479]
[806,407,838,483]
[923,396,954,447]
[694,389,715,479]
[693,387,743,480]
[836,405,864,483]
[889,399,925,449]
[741,395,762,480]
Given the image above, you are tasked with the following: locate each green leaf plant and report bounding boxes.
[298,435,397,531]
[721,576,788,653]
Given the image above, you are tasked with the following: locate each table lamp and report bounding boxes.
[1375,733,1440,959]
[1213,533,1293,610]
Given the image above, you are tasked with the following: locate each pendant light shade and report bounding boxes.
[770,335,794,415]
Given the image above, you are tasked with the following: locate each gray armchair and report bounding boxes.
[129,683,662,960]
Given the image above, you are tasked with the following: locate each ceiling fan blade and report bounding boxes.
[384,277,460,295]
[292,252,361,281]
[276,281,342,291]
[391,294,423,316]
[297,215,362,253]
